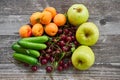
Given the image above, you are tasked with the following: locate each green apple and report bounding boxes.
[67,4,89,26]
[71,46,95,70]
[76,22,99,46]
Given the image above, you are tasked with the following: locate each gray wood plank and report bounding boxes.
[0,63,120,79]
[0,35,120,64]
[0,0,120,15]
[0,15,120,35]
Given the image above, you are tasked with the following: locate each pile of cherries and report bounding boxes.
[25,24,79,72]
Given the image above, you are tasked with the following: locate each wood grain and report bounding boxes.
[0,0,120,80]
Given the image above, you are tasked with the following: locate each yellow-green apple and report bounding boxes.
[67,4,89,26]
[71,46,95,70]
[76,22,99,46]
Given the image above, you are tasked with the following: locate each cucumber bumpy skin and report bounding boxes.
[12,43,27,54]
[18,40,47,50]
[28,49,40,58]
[21,36,49,43]
[12,43,40,58]
[13,53,39,65]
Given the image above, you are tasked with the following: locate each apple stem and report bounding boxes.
[79,60,83,64]
[85,33,89,38]
[73,7,82,12]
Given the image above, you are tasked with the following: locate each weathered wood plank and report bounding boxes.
[0,35,120,63]
[0,15,120,35]
[0,64,120,79]
[0,0,120,15]
[0,34,120,79]
[0,15,29,35]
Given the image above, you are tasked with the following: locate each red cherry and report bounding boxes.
[63,63,68,69]
[41,58,48,65]
[59,60,64,66]
[46,66,53,73]
[31,66,38,72]
[57,66,63,71]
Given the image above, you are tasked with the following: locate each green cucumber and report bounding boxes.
[12,43,40,58]
[28,50,40,58]
[13,52,39,65]
[18,40,47,50]
[21,36,49,43]
[12,43,27,54]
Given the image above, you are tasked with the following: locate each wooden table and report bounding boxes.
[0,0,120,80]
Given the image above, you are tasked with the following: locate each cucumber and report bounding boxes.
[21,36,49,43]
[12,43,40,58]
[12,43,27,54]
[18,40,47,50]
[13,52,39,65]
[28,50,40,58]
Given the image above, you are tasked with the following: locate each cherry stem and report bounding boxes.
[52,61,58,69]
[55,45,62,52]
[58,52,65,62]
[37,63,41,66]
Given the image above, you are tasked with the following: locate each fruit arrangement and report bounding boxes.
[11,4,99,72]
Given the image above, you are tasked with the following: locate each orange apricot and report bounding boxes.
[30,12,42,25]
[32,23,44,36]
[53,14,66,26]
[44,7,57,18]
[19,25,32,38]
[45,23,58,36]
[40,11,52,25]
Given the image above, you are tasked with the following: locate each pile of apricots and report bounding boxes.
[19,7,66,37]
